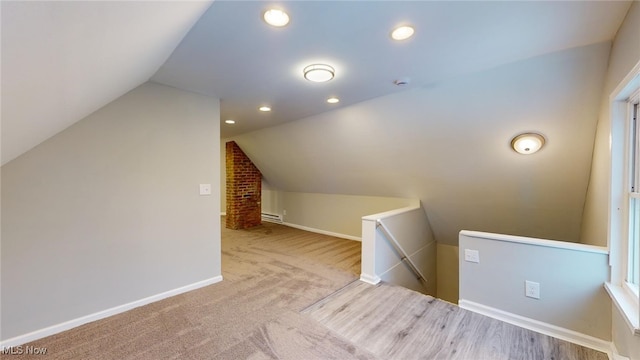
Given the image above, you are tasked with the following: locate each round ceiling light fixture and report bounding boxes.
[327,97,340,104]
[263,9,290,27]
[511,133,545,155]
[259,106,271,112]
[391,25,415,41]
[225,119,236,124]
[303,64,335,83]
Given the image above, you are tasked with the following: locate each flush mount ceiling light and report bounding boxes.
[327,97,340,104]
[303,64,335,83]
[263,9,289,27]
[511,133,546,155]
[391,25,415,41]
[225,119,235,124]
[259,106,271,112]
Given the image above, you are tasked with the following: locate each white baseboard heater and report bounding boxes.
[261,213,283,223]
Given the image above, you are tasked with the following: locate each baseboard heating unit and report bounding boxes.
[261,213,283,223]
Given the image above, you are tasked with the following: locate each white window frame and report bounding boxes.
[606,60,640,336]
[628,98,640,296]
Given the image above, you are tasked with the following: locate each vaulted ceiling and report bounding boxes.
[2,1,635,245]
[153,0,630,139]
[1,1,213,165]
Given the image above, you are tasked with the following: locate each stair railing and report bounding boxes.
[376,219,428,289]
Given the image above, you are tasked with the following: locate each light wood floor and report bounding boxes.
[15,220,607,359]
[304,281,607,360]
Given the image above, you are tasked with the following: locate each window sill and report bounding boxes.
[605,282,640,336]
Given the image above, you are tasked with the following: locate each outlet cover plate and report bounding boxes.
[464,249,480,263]
[525,280,540,299]
[199,184,212,195]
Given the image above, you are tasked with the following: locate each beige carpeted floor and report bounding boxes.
[11,221,373,359]
[8,221,607,359]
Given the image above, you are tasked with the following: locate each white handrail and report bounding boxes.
[376,219,428,289]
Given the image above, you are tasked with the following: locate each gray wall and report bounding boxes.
[366,206,437,296]
[1,82,221,340]
[459,232,611,341]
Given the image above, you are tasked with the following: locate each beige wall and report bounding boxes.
[436,243,460,303]
[261,181,282,216]
[581,2,640,246]
[228,42,609,247]
[220,139,227,213]
[580,3,640,356]
[1,83,221,341]
[281,192,415,239]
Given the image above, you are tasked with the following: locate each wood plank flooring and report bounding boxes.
[303,280,608,360]
[12,220,607,359]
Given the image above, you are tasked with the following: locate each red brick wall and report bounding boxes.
[226,141,262,229]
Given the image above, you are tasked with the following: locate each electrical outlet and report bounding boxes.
[464,249,480,263]
[525,280,540,299]
[283,210,287,216]
[199,184,212,195]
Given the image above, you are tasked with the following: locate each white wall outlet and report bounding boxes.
[199,184,212,195]
[464,249,480,263]
[283,210,287,216]
[525,280,540,299]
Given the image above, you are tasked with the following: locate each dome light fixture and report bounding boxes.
[259,106,271,112]
[511,133,545,155]
[225,119,236,124]
[391,25,415,41]
[327,97,340,104]
[263,9,289,27]
[303,64,335,83]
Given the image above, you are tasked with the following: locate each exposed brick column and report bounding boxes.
[226,141,262,229]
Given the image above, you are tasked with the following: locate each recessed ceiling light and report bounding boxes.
[391,25,415,41]
[259,106,271,112]
[225,120,235,124]
[263,9,289,27]
[327,97,340,104]
[303,64,335,83]
[511,133,545,154]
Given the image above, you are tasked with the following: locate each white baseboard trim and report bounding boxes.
[360,273,381,285]
[281,222,361,241]
[610,342,630,360]
[0,275,223,348]
[458,300,614,358]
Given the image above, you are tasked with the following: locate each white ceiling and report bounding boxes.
[1,0,635,246]
[152,1,631,138]
[1,0,213,165]
[2,1,631,163]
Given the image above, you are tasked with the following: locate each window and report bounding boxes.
[627,100,639,295]
[606,62,640,335]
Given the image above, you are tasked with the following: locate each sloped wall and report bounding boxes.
[580,2,640,358]
[1,82,221,342]
[581,2,640,247]
[229,42,610,247]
